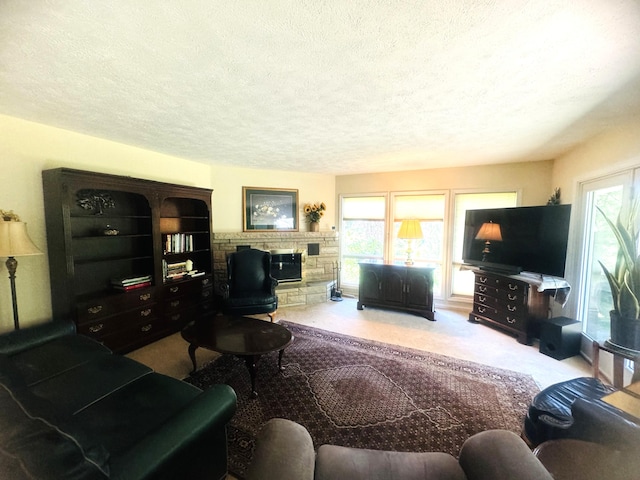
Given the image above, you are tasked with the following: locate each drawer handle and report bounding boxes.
[139,293,151,301]
[89,323,104,333]
[508,283,518,290]
[506,316,516,324]
[478,306,486,313]
[508,293,517,300]
[202,278,211,286]
[479,286,487,293]
[140,309,152,317]
[141,324,153,332]
[171,300,180,307]
[87,305,103,315]
[479,295,486,303]
[171,314,181,321]
[170,286,179,293]
[507,305,517,312]
[202,290,212,298]
[479,276,488,283]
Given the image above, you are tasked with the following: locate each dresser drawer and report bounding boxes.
[77,288,156,323]
[497,299,527,318]
[163,275,212,298]
[473,303,498,318]
[475,282,499,296]
[96,318,161,352]
[77,303,157,340]
[474,292,499,308]
[492,311,526,331]
[497,278,527,295]
[161,306,197,327]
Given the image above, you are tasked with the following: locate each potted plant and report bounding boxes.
[597,197,640,351]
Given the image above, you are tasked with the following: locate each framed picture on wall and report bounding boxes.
[243,187,299,232]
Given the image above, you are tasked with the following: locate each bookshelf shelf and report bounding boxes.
[43,168,214,353]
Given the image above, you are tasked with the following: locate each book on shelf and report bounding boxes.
[111,275,152,287]
[113,281,152,291]
[164,233,195,254]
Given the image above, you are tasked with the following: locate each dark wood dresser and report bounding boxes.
[357,263,435,320]
[469,270,553,344]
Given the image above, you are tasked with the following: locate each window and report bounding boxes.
[450,192,517,297]
[575,175,632,341]
[340,195,386,287]
[391,193,445,296]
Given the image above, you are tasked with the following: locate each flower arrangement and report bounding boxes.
[304,202,326,223]
[253,201,280,219]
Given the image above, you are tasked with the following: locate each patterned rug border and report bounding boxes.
[275,320,540,384]
[186,319,540,478]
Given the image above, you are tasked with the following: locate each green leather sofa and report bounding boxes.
[0,319,237,479]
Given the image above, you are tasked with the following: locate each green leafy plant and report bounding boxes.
[597,198,640,321]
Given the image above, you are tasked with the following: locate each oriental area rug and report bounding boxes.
[184,321,539,479]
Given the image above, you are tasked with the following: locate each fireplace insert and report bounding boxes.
[270,253,302,282]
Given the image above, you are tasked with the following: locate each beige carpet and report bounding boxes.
[128,298,591,390]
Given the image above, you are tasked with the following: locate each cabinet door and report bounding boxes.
[405,268,433,309]
[382,266,405,306]
[359,265,383,302]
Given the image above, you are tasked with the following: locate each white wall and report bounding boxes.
[0,114,335,331]
[210,164,335,232]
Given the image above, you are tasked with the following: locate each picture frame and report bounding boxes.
[243,187,299,232]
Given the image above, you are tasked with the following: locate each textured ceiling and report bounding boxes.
[1,1,640,174]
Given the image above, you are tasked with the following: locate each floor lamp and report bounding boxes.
[398,219,423,265]
[0,218,42,330]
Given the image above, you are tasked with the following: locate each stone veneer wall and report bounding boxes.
[211,231,339,307]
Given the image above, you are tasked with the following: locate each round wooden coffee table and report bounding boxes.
[181,315,293,398]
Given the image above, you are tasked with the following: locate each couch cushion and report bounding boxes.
[73,372,202,455]
[0,381,109,479]
[9,334,112,387]
[535,439,636,480]
[315,444,466,480]
[29,353,153,416]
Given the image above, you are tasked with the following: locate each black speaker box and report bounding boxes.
[539,316,581,360]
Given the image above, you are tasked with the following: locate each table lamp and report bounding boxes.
[0,215,43,329]
[398,219,423,265]
[475,221,502,262]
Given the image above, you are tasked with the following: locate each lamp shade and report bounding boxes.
[398,219,423,240]
[475,222,503,242]
[0,222,42,257]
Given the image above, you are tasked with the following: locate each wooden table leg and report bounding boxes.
[242,355,260,398]
[613,355,625,389]
[278,348,286,371]
[592,340,600,380]
[188,344,198,373]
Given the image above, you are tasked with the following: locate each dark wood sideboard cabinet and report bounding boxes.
[357,263,435,320]
[469,270,551,345]
[42,168,214,353]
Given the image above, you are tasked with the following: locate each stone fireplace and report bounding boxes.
[212,231,339,307]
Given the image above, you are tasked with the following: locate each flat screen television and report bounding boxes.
[462,204,571,278]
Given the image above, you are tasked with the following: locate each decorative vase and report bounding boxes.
[609,311,640,352]
[310,222,319,232]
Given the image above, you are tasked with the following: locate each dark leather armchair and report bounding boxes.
[220,248,278,321]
